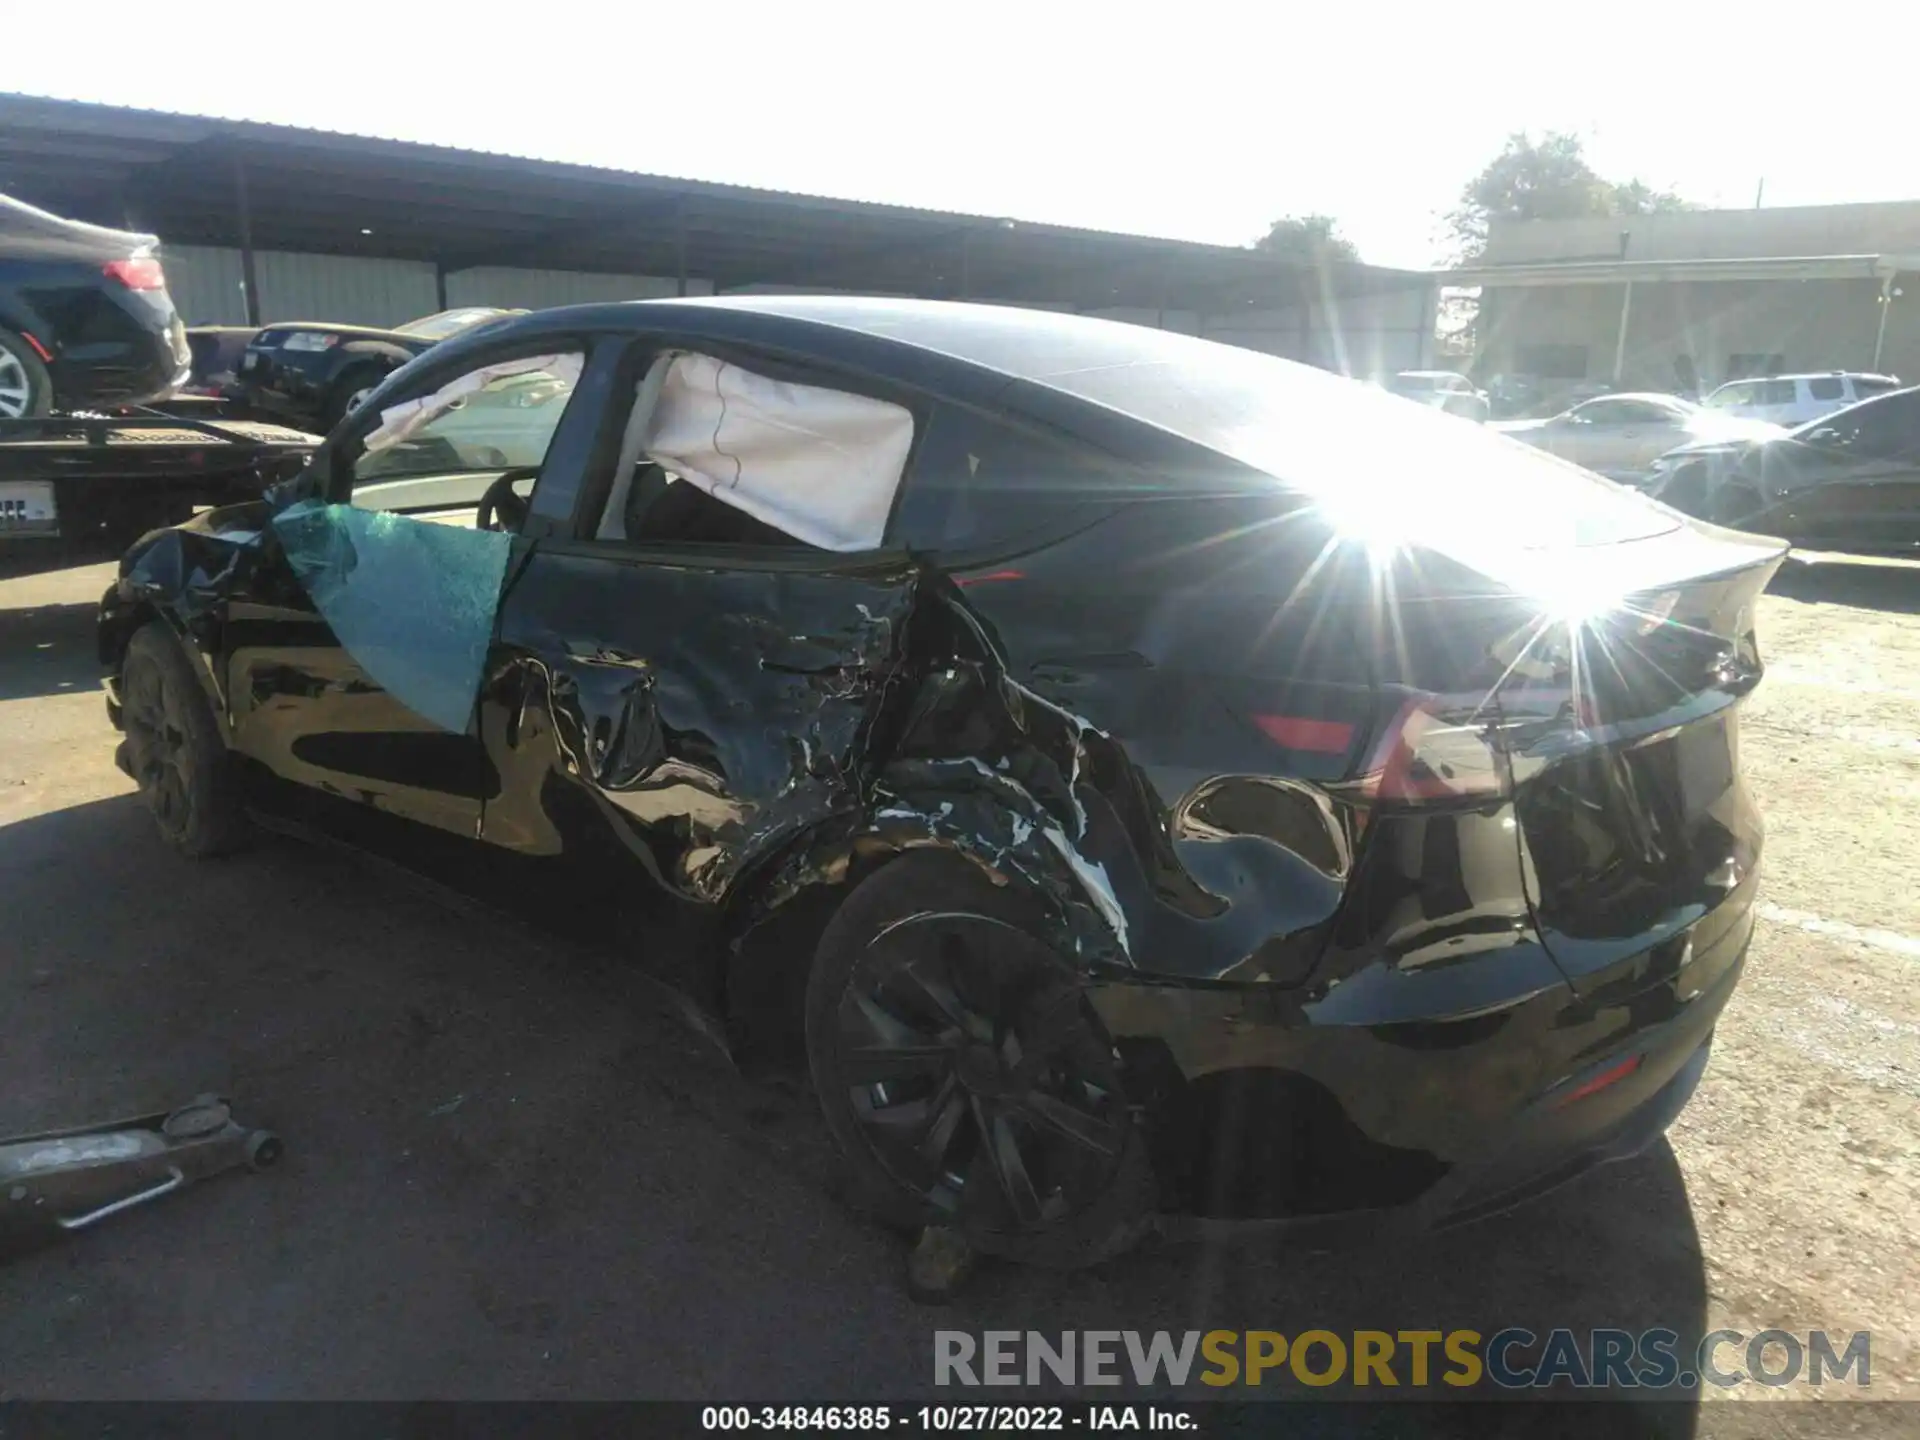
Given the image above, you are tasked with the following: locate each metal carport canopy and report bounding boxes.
[0,92,1428,316]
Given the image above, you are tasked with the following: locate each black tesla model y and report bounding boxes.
[98,297,1784,1266]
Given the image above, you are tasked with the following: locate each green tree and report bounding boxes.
[1447,132,1690,259]
[1611,178,1694,216]
[1254,214,1359,263]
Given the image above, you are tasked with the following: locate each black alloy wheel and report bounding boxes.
[807,854,1151,1265]
[120,623,249,857]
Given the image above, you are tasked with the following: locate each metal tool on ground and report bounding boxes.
[1,1095,280,1251]
[905,1225,978,1304]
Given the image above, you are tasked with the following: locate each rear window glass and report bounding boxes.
[1027,336,1675,552]
[894,408,1144,552]
[1808,376,1845,401]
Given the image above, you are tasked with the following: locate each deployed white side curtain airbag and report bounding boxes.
[643,353,914,552]
[361,353,583,455]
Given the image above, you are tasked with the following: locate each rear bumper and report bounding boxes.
[50,303,186,409]
[1096,884,1751,1233]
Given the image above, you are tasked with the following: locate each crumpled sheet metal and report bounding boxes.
[118,514,266,629]
[270,500,511,735]
[493,560,920,909]
[741,632,1141,976]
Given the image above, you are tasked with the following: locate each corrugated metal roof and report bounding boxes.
[0,91,1431,312]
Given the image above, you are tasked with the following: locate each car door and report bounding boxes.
[1606,398,1693,471]
[1769,390,1920,550]
[1551,399,1642,472]
[222,339,591,869]
[1753,378,1801,427]
[474,342,922,999]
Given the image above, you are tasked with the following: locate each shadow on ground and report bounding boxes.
[1769,554,1920,615]
[0,794,1705,1428]
[0,540,122,584]
[0,602,102,701]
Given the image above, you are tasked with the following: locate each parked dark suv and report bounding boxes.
[0,192,190,418]
[236,307,518,432]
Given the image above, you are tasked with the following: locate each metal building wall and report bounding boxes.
[253,251,438,326]
[160,245,437,326]
[1202,287,1434,373]
[444,267,713,309]
[162,245,249,325]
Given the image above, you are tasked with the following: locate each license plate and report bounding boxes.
[0,481,58,537]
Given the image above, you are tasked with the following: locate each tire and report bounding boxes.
[0,327,52,420]
[805,851,1154,1268]
[320,364,387,431]
[120,622,251,858]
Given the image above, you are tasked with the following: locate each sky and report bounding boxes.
[4,3,1915,270]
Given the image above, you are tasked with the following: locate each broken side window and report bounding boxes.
[269,499,511,735]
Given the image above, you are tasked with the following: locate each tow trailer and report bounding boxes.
[0,406,317,554]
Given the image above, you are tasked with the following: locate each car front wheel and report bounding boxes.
[805,851,1154,1267]
[120,622,250,858]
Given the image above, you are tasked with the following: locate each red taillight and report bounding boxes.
[1555,1053,1643,1108]
[1251,714,1355,754]
[953,569,1025,588]
[1350,696,1507,804]
[103,256,166,291]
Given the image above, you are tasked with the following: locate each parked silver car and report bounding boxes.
[1492,392,1781,478]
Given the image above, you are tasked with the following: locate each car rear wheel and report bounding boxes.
[0,328,52,419]
[120,622,250,858]
[805,852,1153,1267]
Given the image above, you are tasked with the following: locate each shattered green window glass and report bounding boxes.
[271,500,511,735]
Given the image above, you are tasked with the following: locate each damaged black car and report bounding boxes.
[97,297,1784,1266]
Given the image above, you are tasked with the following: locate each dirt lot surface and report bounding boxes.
[1,548,1914,1431]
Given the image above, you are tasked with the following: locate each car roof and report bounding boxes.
[422,295,1699,543]
[1,189,154,262]
[1712,372,1895,387]
[1573,391,1688,405]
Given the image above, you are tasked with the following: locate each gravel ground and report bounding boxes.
[0,548,1913,1430]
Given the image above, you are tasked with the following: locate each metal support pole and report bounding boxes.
[232,155,261,328]
[674,197,689,298]
[1873,273,1895,371]
[1612,281,1634,383]
[434,261,449,311]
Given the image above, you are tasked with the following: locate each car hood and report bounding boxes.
[256,322,427,347]
[1659,431,1782,462]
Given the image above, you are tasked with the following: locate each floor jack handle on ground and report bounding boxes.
[0,1095,280,1250]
